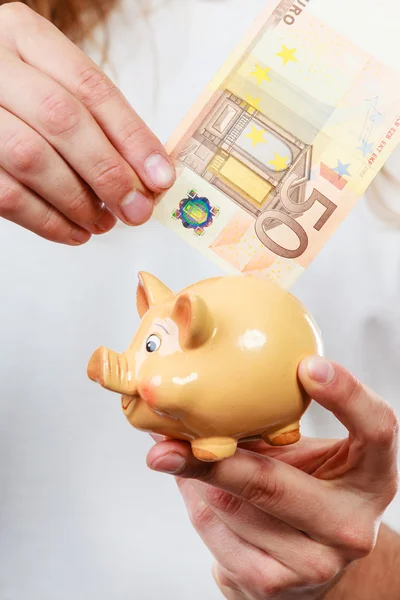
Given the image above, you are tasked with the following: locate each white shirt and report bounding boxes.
[0,1,399,598]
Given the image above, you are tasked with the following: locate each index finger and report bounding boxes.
[147,439,345,544]
[2,4,176,193]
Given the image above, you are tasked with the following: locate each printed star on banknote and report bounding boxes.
[154,0,400,288]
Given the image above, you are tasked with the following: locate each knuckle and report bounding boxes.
[305,556,342,587]
[341,373,362,407]
[196,463,217,484]
[40,207,66,240]
[118,119,150,149]
[240,462,283,510]
[89,158,130,194]
[365,404,399,448]
[0,176,22,216]
[37,94,80,137]
[75,67,118,109]
[373,426,395,449]
[214,568,239,592]
[337,523,376,558]
[386,472,400,502]
[391,410,400,440]
[242,572,283,599]
[190,501,216,530]
[223,560,285,598]
[4,132,45,173]
[205,487,243,517]
[67,186,97,220]
[376,407,399,447]
[258,582,284,598]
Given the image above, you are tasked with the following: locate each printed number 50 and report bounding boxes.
[255,185,337,259]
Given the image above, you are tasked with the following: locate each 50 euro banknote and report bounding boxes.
[154,0,400,288]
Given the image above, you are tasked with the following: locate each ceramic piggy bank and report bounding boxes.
[87,273,322,462]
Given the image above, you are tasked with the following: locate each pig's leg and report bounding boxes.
[191,437,238,462]
[263,422,300,446]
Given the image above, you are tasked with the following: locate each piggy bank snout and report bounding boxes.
[87,346,136,395]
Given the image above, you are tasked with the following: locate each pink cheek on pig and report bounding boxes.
[139,381,158,407]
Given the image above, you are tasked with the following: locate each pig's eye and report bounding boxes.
[146,334,161,353]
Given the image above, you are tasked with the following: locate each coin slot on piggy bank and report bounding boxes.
[87,273,323,462]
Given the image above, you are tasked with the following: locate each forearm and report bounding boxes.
[324,524,400,599]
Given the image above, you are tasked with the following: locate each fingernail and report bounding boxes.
[120,190,153,225]
[93,207,117,233]
[150,434,165,443]
[144,153,176,189]
[150,452,186,474]
[71,229,90,245]
[306,356,335,384]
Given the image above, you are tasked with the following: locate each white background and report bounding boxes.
[0,1,399,598]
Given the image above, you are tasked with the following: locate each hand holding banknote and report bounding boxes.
[0,3,175,245]
[148,358,399,600]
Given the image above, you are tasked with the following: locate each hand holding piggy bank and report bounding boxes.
[87,273,323,462]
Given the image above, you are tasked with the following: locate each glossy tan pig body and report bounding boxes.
[88,273,322,462]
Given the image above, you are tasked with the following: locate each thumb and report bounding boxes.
[298,356,399,480]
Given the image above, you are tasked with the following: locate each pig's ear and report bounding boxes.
[137,272,173,317]
[171,293,214,349]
